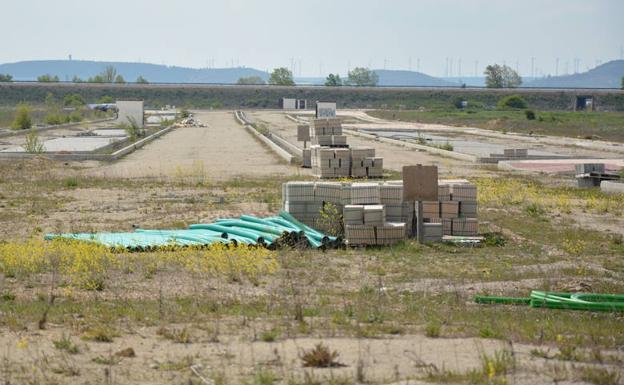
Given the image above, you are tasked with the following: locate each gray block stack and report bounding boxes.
[423,179,479,237]
[282,176,479,246]
[301,118,383,179]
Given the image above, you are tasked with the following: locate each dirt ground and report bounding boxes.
[94,111,302,180]
[1,109,623,385]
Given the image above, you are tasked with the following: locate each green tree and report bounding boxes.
[324,73,343,86]
[498,95,528,109]
[236,76,266,85]
[63,94,86,107]
[347,67,378,86]
[12,103,32,130]
[621,76,624,90]
[72,76,83,83]
[103,66,117,83]
[136,76,149,84]
[88,75,105,83]
[484,64,522,88]
[98,95,114,104]
[0,74,12,82]
[268,67,295,86]
[114,75,126,84]
[37,74,60,82]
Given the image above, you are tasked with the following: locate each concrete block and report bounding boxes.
[441,201,459,219]
[601,181,624,194]
[363,205,385,226]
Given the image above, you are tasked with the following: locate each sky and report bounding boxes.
[1,0,623,78]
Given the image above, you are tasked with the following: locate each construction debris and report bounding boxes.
[173,115,207,128]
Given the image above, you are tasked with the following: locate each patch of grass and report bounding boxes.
[156,326,193,343]
[92,355,122,365]
[301,343,344,368]
[244,368,277,385]
[425,322,441,338]
[63,177,79,188]
[578,366,621,385]
[260,329,279,342]
[157,355,194,371]
[369,109,624,142]
[53,334,80,354]
[81,325,118,343]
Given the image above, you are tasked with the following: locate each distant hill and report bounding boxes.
[373,70,459,87]
[526,60,624,88]
[0,60,270,83]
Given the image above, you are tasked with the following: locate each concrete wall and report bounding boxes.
[116,100,144,127]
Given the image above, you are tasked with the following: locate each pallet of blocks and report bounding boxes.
[311,146,350,178]
[282,181,409,246]
[298,116,383,179]
[424,179,478,237]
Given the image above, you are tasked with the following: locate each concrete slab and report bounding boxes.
[498,158,624,173]
[1,137,123,153]
[91,129,127,137]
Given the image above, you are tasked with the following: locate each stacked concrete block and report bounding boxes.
[312,135,348,146]
[349,183,381,204]
[376,222,406,245]
[385,201,415,236]
[343,205,365,225]
[451,218,479,236]
[422,223,443,243]
[345,225,376,246]
[311,146,350,178]
[363,205,385,226]
[310,118,342,136]
[300,118,383,179]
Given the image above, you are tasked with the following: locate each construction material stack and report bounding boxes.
[281,169,479,246]
[301,117,383,179]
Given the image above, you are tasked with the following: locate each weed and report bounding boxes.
[22,132,45,153]
[0,292,16,302]
[260,329,279,342]
[425,322,441,338]
[93,355,122,365]
[301,343,344,368]
[578,366,621,385]
[53,335,80,354]
[82,325,118,342]
[156,326,193,343]
[64,177,79,188]
[157,355,194,371]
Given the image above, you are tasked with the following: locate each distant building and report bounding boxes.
[280,98,306,110]
[315,101,336,118]
[116,100,144,127]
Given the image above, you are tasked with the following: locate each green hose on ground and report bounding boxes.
[475,290,624,312]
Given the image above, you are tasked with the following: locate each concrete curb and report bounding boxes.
[234,111,295,164]
[344,128,478,162]
[0,124,175,162]
[0,118,115,138]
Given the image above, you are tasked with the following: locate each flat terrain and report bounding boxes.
[369,109,624,143]
[0,109,623,385]
[95,111,303,180]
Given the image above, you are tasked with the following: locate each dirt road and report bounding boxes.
[95,111,302,180]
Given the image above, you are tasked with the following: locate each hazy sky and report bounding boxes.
[2,0,622,77]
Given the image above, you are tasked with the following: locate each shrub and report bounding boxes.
[63,94,86,107]
[45,113,70,125]
[69,111,83,122]
[498,95,527,109]
[425,322,441,337]
[301,343,344,368]
[22,132,45,153]
[525,109,536,120]
[11,104,32,130]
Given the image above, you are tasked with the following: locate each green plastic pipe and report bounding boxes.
[474,296,531,305]
[216,219,286,237]
[189,224,265,244]
[239,215,300,235]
